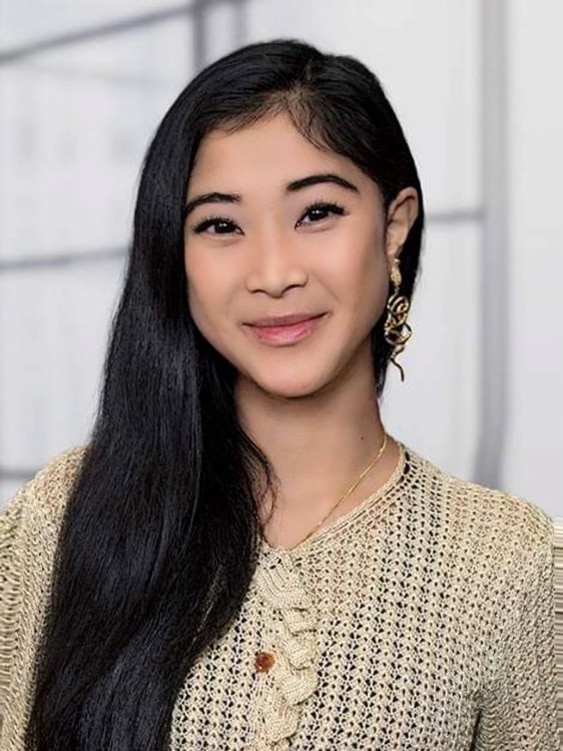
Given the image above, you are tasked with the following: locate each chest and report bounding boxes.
[170,545,485,750]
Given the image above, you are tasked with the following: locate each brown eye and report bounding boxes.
[192,217,241,235]
[297,201,347,227]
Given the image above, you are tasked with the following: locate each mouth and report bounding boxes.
[243,313,327,346]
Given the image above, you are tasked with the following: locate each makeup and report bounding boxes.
[244,313,326,346]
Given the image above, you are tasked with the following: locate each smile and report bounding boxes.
[243,314,327,346]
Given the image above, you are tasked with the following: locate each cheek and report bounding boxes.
[184,251,217,326]
[362,250,388,304]
[183,248,239,337]
[323,234,388,320]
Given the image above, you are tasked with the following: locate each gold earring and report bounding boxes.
[383,259,412,382]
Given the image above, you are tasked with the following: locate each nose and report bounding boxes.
[245,228,308,297]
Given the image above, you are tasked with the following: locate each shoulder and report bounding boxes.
[402,444,553,569]
[1,445,89,528]
[0,446,88,717]
[26,445,88,502]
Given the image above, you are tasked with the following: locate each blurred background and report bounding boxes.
[0,0,561,518]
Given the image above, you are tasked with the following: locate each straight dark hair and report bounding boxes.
[26,38,425,749]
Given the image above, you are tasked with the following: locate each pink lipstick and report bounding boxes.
[244,313,326,346]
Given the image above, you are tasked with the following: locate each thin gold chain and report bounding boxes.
[296,432,389,547]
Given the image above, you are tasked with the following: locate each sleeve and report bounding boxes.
[0,445,88,738]
[553,518,563,748]
[473,518,560,750]
[0,488,27,731]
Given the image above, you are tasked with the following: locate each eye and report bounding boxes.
[296,201,348,228]
[191,216,242,235]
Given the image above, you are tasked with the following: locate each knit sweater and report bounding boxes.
[0,440,561,750]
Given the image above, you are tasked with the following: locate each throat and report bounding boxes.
[260,437,401,550]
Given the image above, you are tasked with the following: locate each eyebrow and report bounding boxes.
[183,172,359,217]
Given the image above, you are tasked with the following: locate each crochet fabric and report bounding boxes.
[0,441,561,750]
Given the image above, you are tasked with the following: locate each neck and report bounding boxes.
[234,353,397,526]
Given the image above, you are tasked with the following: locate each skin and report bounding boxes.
[184,112,419,549]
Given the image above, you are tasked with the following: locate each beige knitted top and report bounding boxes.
[0,440,562,750]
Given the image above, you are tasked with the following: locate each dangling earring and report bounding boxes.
[383,259,412,382]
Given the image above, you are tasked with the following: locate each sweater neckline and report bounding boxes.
[260,437,408,557]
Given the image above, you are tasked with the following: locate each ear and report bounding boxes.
[384,187,419,271]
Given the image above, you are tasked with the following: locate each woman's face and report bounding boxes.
[184,112,417,399]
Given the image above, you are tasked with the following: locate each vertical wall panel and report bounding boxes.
[0,261,124,468]
[0,21,193,262]
[502,0,563,511]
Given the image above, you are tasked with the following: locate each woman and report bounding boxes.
[0,39,560,750]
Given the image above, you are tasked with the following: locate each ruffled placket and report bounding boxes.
[249,547,318,750]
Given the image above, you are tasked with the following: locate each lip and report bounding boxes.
[247,313,325,327]
[243,313,327,346]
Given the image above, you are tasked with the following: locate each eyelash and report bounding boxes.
[191,200,348,235]
[300,200,347,226]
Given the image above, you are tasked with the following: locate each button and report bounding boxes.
[255,650,275,673]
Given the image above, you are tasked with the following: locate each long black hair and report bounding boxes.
[26,38,425,749]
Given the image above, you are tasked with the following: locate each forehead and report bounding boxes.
[187,113,367,191]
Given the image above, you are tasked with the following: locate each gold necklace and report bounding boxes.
[296,431,389,547]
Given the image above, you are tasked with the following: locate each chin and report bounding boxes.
[249,369,334,400]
